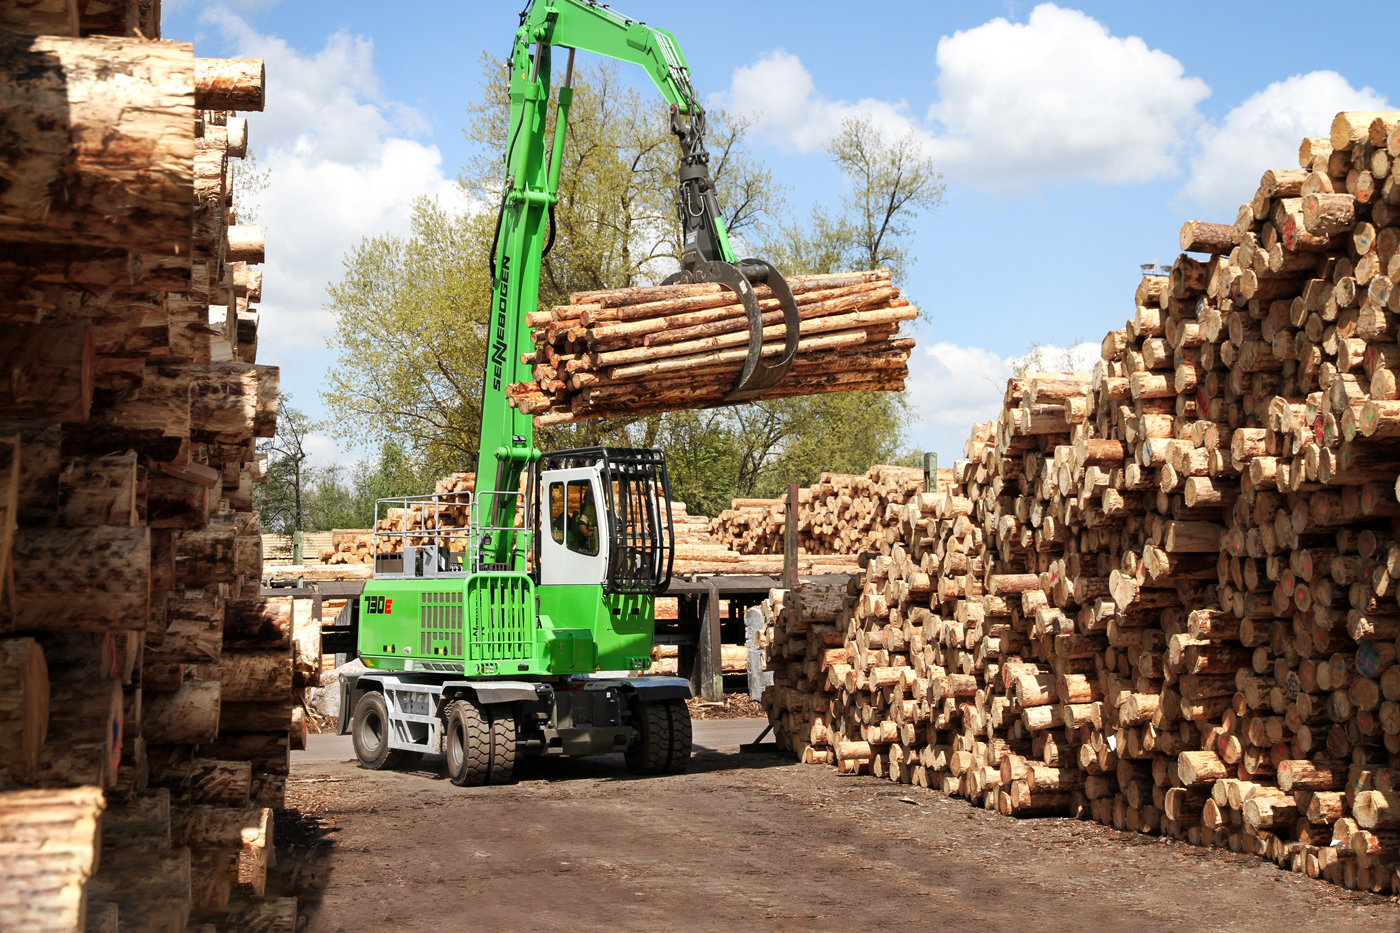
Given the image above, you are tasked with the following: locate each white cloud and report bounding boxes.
[905,341,1097,462]
[716,4,1209,187]
[925,5,1208,184]
[1179,72,1390,212]
[302,430,361,470]
[204,10,461,354]
[712,49,919,154]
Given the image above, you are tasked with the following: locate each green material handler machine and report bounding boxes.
[336,0,802,785]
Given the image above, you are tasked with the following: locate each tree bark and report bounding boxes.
[214,651,292,703]
[0,34,194,254]
[58,450,138,526]
[3,526,149,632]
[222,598,293,650]
[0,637,49,779]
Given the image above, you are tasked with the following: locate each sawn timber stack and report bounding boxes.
[510,269,913,424]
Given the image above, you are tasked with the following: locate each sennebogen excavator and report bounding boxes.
[335,0,801,785]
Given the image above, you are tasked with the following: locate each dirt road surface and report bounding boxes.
[276,720,1396,932]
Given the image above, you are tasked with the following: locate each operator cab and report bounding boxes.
[536,447,674,594]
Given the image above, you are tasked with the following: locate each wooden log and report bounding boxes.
[219,700,295,734]
[81,359,191,442]
[0,637,49,779]
[147,592,223,664]
[222,598,293,650]
[1333,112,1398,150]
[0,787,105,932]
[292,598,321,685]
[1302,193,1356,237]
[225,225,265,264]
[0,322,93,421]
[1355,790,1400,829]
[1179,750,1229,785]
[191,363,264,442]
[214,651,293,703]
[194,58,265,111]
[252,364,279,437]
[0,0,78,36]
[174,525,237,586]
[58,451,138,526]
[2,527,150,632]
[0,34,195,254]
[32,678,121,788]
[86,849,192,932]
[1180,221,1235,255]
[146,470,210,530]
[190,758,252,807]
[142,680,221,743]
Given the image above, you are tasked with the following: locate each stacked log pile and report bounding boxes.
[509,270,914,424]
[322,530,374,565]
[762,111,1400,895]
[0,10,298,929]
[709,465,929,557]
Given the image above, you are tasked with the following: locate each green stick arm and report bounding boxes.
[521,0,701,114]
[476,0,724,554]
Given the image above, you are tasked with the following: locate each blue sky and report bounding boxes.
[163,0,1400,471]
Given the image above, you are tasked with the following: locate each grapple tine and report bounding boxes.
[722,259,799,402]
[662,259,799,402]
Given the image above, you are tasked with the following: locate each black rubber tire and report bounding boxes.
[487,706,518,785]
[351,691,408,770]
[624,698,672,775]
[663,699,692,774]
[445,699,490,787]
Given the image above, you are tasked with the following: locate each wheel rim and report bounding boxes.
[449,719,464,772]
[360,708,384,754]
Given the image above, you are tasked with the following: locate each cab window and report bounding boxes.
[548,483,565,544]
[566,480,599,556]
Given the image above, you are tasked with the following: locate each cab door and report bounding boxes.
[539,465,607,586]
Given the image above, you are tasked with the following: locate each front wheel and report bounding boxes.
[352,691,408,770]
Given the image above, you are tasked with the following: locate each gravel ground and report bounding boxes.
[271,720,1396,932]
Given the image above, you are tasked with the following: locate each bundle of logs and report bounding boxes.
[509,269,914,424]
[0,10,304,930]
[761,111,1400,895]
[709,465,929,558]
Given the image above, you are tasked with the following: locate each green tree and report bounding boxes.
[230,146,271,224]
[321,196,492,478]
[303,442,434,531]
[825,114,945,283]
[254,396,316,534]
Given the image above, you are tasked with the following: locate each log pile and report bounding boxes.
[709,465,929,558]
[762,111,1400,895]
[509,270,914,424]
[322,530,374,565]
[0,10,298,929]
[351,469,856,574]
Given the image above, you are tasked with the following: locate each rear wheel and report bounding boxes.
[487,706,518,784]
[352,691,408,770]
[445,699,490,787]
[625,698,686,775]
[663,699,692,774]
